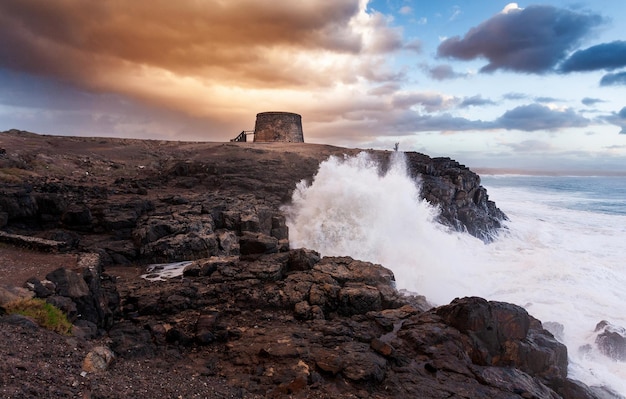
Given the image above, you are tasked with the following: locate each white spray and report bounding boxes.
[284,152,626,395]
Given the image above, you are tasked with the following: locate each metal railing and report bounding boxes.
[230,130,255,142]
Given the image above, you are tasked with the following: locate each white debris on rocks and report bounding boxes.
[140,261,193,281]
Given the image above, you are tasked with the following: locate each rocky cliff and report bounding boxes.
[0,130,608,398]
[0,129,504,265]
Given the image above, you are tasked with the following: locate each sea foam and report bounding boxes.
[285,152,626,395]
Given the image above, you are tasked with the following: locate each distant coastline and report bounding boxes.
[474,167,626,177]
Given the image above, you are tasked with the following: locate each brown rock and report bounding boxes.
[82,346,115,373]
[370,337,394,356]
[45,268,89,299]
[338,283,382,315]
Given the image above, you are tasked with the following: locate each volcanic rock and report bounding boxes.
[0,131,603,398]
[594,320,626,361]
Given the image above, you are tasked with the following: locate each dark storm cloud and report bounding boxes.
[581,97,605,106]
[437,5,603,73]
[459,95,495,108]
[496,104,590,131]
[0,0,407,93]
[560,41,626,72]
[600,71,626,86]
[0,0,423,142]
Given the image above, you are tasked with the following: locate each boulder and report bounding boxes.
[436,297,568,381]
[239,232,279,255]
[61,204,93,230]
[286,248,320,272]
[82,346,115,372]
[108,321,155,359]
[594,320,626,361]
[338,283,382,316]
[45,268,89,298]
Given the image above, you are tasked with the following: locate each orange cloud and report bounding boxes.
[0,0,434,142]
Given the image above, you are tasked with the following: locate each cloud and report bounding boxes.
[501,139,553,152]
[367,83,401,96]
[534,97,561,103]
[437,4,603,73]
[502,92,528,101]
[399,6,412,16]
[496,104,590,131]
[560,41,626,72]
[422,64,468,80]
[0,0,425,141]
[459,95,495,108]
[600,71,626,86]
[581,97,605,106]
[391,92,457,112]
[390,112,493,133]
[0,1,406,97]
[403,39,423,53]
[449,6,462,21]
[605,107,626,134]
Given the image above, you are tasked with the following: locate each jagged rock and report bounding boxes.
[271,215,289,240]
[0,188,38,220]
[338,283,382,316]
[405,153,506,241]
[34,193,67,223]
[216,229,239,255]
[31,254,118,329]
[239,232,279,255]
[73,319,98,339]
[340,342,387,382]
[25,277,53,298]
[46,268,89,298]
[286,248,320,272]
[142,232,219,262]
[436,297,568,381]
[108,321,155,359]
[594,320,626,361]
[61,204,93,230]
[3,132,595,398]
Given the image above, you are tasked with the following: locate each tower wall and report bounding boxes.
[253,112,304,143]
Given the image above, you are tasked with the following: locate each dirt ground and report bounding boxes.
[0,243,78,287]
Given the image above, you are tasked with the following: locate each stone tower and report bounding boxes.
[253,112,304,143]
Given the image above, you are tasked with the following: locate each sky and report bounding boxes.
[1,0,625,172]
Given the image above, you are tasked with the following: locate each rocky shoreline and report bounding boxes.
[0,129,616,398]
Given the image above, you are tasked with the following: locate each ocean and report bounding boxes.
[284,153,626,395]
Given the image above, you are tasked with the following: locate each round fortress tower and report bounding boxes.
[253,112,304,143]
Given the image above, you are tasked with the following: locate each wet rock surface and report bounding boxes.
[593,320,626,361]
[1,249,602,398]
[0,131,605,398]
